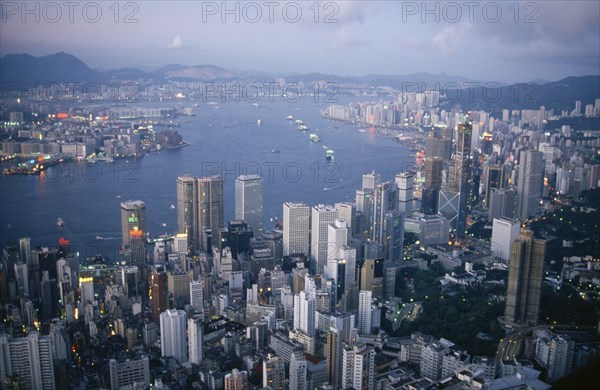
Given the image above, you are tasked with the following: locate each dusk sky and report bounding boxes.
[1,0,599,83]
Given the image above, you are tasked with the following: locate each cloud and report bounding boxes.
[168,35,183,49]
[432,24,471,56]
[327,27,369,49]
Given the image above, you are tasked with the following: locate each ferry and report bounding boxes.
[257,119,261,126]
[309,134,321,142]
[272,149,280,154]
[96,236,104,240]
[170,204,176,210]
[286,115,293,121]
[252,103,259,108]
[326,150,334,161]
[298,124,309,131]
[57,218,65,228]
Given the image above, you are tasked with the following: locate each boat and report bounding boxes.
[295,119,304,125]
[170,204,176,210]
[252,103,259,108]
[323,187,331,191]
[257,119,261,126]
[286,115,293,121]
[309,134,321,142]
[298,124,309,131]
[161,223,167,227]
[96,236,104,240]
[272,149,280,154]
[326,149,334,161]
[56,218,65,228]
[358,128,367,133]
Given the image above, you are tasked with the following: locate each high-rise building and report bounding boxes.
[362,171,381,191]
[491,218,521,263]
[176,175,224,252]
[293,291,316,337]
[224,368,249,390]
[109,357,150,390]
[49,319,69,362]
[283,202,310,256]
[383,211,404,261]
[326,328,342,388]
[190,279,204,318]
[420,343,448,380]
[489,188,516,221]
[188,314,203,364]
[372,181,398,244]
[289,350,307,390]
[120,200,147,265]
[423,157,443,215]
[235,174,264,232]
[352,343,375,390]
[160,309,187,363]
[485,164,508,205]
[263,354,285,390]
[396,172,414,215]
[177,175,198,252]
[311,204,338,274]
[505,230,546,325]
[18,237,31,265]
[335,202,355,232]
[0,332,55,390]
[516,150,544,220]
[447,116,473,238]
[358,290,373,334]
[150,271,167,323]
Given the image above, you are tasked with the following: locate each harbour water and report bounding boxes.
[0,96,414,259]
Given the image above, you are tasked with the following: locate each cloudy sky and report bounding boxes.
[1,0,598,83]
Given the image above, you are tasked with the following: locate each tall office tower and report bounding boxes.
[190,280,204,317]
[485,164,507,205]
[326,328,342,389]
[325,220,349,305]
[311,204,338,274]
[372,181,398,244]
[423,157,443,215]
[263,354,285,390]
[341,344,355,389]
[150,271,167,323]
[120,266,139,299]
[283,202,310,256]
[425,136,453,161]
[505,229,546,325]
[489,188,516,221]
[0,332,55,390]
[109,357,150,390]
[160,309,187,363]
[188,314,204,364]
[358,290,373,334]
[491,218,521,263]
[395,172,414,215]
[362,171,381,191]
[335,202,355,232]
[447,116,473,238]
[352,343,375,390]
[235,174,264,232]
[14,261,29,298]
[293,291,316,336]
[19,237,31,264]
[289,350,307,390]
[355,189,374,236]
[198,176,224,250]
[177,175,198,252]
[120,200,147,265]
[224,368,249,390]
[227,220,254,259]
[383,211,404,261]
[49,319,69,361]
[516,150,544,220]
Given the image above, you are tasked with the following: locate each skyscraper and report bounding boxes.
[310,204,338,274]
[150,271,167,323]
[423,157,443,215]
[263,354,285,390]
[447,116,473,238]
[491,218,521,263]
[362,171,381,191]
[177,175,198,252]
[489,188,516,221]
[283,202,310,256]
[395,172,414,215]
[109,357,150,390]
[352,343,375,390]
[0,332,55,390]
[190,279,204,318]
[188,314,203,364]
[516,150,544,220]
[358,290,373,334]
[224,369,249,390]
[293,291,316,337]
[160,309,187,363]
[176,175,224,252]
[235,174,264,232]
[372,181,398,244]
[505,229,546,325]
[120,200,147,265]
[289,350,307,390]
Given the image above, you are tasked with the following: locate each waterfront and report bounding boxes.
[0,96,413,259]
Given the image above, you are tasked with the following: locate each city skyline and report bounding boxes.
[0,1,598,83]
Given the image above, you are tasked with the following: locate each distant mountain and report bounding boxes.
[106,68,149,80]
[152,64,238,81]
[445,75,600,113]
[0,52,106,84]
